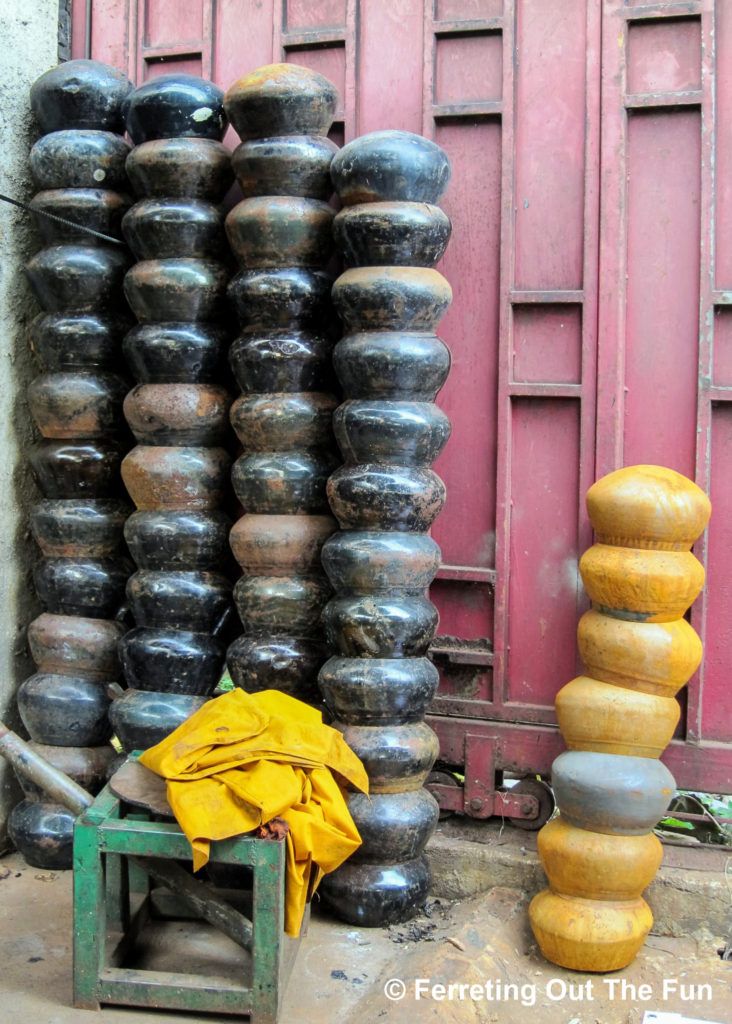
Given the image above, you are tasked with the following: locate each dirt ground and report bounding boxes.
[0,849,730,1024]
[291,888,732,1024]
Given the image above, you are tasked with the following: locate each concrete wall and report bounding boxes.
[0,1,65,844]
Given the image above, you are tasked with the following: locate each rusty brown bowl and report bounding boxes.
[123,259,229,323]
[28,371,129,439]
[29,439,127,499]
[225,196,334,269]
[229,513,336,575]
[231,135,337,198]
[121,445,232,510]
[230,391,337,452]
[126,138,233,201]
[28,612,124,679]
[26,245,131,314]
[30,129,131,191]
[123,383,232,446]
[224,63,338,142]
[122,198,228,260]
[30,188,132,245]
[30,58,132,134]
[30,498,130,557]
[334,201,451,268]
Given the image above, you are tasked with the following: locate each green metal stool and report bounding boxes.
[72,757,298,1022]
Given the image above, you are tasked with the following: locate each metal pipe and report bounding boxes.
[85,0,92,59]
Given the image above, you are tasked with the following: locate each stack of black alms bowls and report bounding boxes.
[15,60,135,868]
[317,130,453,924]
[221,64,340,704]
[111,74,236,752]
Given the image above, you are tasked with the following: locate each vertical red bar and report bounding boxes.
[70,0,89,59]
[693,1,721,743]
[490,0,516,708]
[596,0,628,477]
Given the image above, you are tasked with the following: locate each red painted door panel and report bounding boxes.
[72,0,732,795]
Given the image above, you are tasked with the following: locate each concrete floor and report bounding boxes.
[1,838,731,1024]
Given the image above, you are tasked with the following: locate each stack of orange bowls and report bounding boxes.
[529,465,711,971]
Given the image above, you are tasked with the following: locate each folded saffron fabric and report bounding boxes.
[138,687,369,936]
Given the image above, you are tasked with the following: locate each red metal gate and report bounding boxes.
[72,0,732,809]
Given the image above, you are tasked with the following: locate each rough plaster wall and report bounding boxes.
[0,1,65,843]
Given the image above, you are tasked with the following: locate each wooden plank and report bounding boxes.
[430,579,495,672]
[139,43,204,59]
[284,0,346,32]
[431,695,556,724]
[429,107,502,583]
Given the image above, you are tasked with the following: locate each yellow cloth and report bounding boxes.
[138,688,369,936]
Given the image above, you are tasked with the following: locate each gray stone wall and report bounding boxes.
[58,0,72,61]
[0,1,65,844]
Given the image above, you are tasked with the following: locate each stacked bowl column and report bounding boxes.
[530,465,711,971]
[114,76,236,750]
[13,60,135,868]
[317,131,453,925]
[222,64,341,704]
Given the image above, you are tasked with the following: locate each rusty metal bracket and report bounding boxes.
[427,732,546,825]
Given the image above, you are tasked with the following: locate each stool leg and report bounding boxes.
[104,851,130,934]
[104,800,130,934]
[73,814,106,1010]
[126,811,153,897]
[250,842,286,1024]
